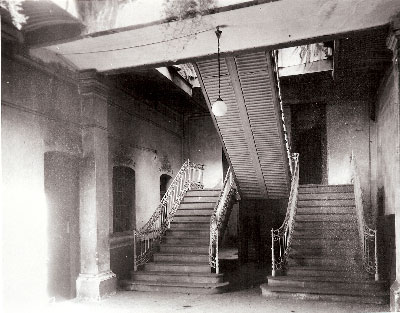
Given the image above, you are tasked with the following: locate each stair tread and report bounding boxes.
[151,261,209,265]
[155,252,209,256]
[122,279,228,288]
[289,255,359,259]
[161,243,209,247]
[132,271,222,277]
[289,265,361,271]
[263,285,388,297]
[268,275,386,284]
[292,236,356,240]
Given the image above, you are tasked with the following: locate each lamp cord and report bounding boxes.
[216,26,222,99]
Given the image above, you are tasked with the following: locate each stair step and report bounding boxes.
[296,206,355,214]
[288,256,359,267]
[261,284,388,304]
[175,208,214,216]
[295,214,356,222]
[299,185,353,194]
[293,228,357,238]
[130,271,223,284]
[120,279,228,294]
[298,193,354,200]
[166,229,210,237]
[290,247,361,258]
[159,244,209,254]
[182,196,219,203]
[144,262,210,273]
[297,199,355,207]
[286,266,367,279]
[267,276,387,291]
[154,253,209,263]
[291,238,358,248]
[186,190,220,197]
[169,222,209,230]
[164,236,209,245]
[295,221,356,229]
[180,202,215,209]
[173,215,211,222]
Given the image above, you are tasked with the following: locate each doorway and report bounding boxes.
[44,152,80,301]
[113,166,136,232]
[291,103,327,185]
[160,174,172,200]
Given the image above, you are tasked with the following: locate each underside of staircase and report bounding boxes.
[195,52,290,200]
[261,184,389,304]
[120,189,228,294]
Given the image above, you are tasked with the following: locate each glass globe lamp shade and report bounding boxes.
[212,97,227,117]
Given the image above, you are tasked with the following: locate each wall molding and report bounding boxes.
[2,99,82,130]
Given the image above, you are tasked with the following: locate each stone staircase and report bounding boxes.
[261,184,389,304]
[120,189,228,293]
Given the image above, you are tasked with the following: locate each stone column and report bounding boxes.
[387,15,400,312]
[76,70,117,300]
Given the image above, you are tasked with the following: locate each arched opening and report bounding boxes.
[160,174,172,200]
[112,166,135,233]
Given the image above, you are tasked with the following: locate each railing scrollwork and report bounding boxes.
[350,152,379,281]
[209,167,237,274]
[271,153,299,276]
[133,160,204,269]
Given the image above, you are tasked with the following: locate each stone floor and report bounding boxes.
[6,256,389,313]
[51,260,389,313]
[50,287,389,313]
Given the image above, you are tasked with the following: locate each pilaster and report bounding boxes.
[387,14,400,312]
[76,69,116,300]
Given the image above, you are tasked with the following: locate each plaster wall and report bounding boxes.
[326,101,371,209]
[186,115,223,189]
[1,55,82,305]
[107,88,184,231]
[375,67,399,216]
[2,53,188,300]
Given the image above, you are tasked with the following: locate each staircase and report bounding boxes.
[195,52,290,200]
[120,189,228,294]
[261,184,389,304]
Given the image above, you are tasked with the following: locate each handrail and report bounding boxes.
[209,167,237,274]
[271,153,299,277]
[350,151,379,281]
[133,159,204,269]
[272,50,294,176]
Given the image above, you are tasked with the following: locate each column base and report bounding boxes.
[76,271,117,301]
[391,280,400,312]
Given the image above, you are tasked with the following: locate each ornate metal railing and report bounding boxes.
[133,160,204,269]
[271,153,299,277]
[350,152,379,281]
[209,167,237,274]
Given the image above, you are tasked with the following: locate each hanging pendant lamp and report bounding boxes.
[212,26,227,117]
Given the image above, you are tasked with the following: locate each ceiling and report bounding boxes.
[31,0,400,73]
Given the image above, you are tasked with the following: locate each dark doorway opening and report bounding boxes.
[44,152,80,301]
[160,174,172,200]
[291,103,327,185]
[113,166,135,232]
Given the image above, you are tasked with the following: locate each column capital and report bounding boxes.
[79,69,109,129]
[79,69,109,100]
